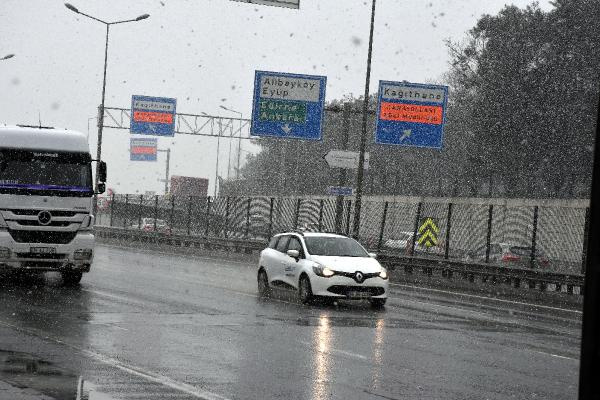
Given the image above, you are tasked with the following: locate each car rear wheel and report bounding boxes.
[298,275,313,305]
[62,270,83,286]
[370,298,386,309]
[257,269,271,298]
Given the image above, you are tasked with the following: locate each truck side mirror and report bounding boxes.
[97,182,106,194]
[98,161,107,183]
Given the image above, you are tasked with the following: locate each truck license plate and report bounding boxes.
[30,247,56,254]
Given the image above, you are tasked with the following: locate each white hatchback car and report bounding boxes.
[257,232,389,308]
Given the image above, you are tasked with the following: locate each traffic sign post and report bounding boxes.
[375,81,448,148]
[251,70,326,140]
[324,150,370,170]
[131,95,177,136]
[130,138,157,161]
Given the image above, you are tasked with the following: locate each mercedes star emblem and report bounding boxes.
[37,211,52,226]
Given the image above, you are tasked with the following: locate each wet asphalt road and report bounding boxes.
[0,244,582,400]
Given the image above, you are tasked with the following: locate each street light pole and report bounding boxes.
[64,3,149,215]
[352,0,377,239]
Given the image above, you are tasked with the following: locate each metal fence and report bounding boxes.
[96,194,589,275]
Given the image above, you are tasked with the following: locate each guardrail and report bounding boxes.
[95,226,584,296]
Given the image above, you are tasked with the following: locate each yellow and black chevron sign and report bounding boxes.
[418,217,439,248]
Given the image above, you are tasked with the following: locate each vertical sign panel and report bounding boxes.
[131,95,177,137]
[251,70,326,140]
[375,81,448,148]
[130,137,157,161]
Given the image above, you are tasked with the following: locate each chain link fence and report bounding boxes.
[97,195,588,274]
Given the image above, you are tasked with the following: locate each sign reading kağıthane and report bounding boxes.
[251,70,326,140]
[230,0,299,9]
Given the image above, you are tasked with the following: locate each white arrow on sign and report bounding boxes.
[281,124,292,134]
[400,129,412,141]
[324,150,369,170]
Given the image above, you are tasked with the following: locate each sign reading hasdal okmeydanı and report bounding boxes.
[251,70,326,140]
[130,95,177,137]
[375,81,448,149]
[230,0,299,9]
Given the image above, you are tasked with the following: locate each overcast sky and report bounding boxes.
[1,0,553,195]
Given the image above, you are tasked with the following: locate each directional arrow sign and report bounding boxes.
[375,81,448,148]
[417,217,439,248]
[251,70,326,140]
[324,150,369,170]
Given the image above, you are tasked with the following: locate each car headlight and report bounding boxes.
[379,268,388,280]
[74,249,93,260]
[313,264,335,277]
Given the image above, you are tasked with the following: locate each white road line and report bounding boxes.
[0,320,232,400]
[531,350,578,361]
[99,243,253,267]
[390,283,582,314]
[299,340,368,360]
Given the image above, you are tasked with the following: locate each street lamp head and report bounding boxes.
[219,105,228,110]
[1,54,15,60]
[136,14,150,21]
[64,3,79,13]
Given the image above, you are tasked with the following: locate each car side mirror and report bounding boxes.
[287,249,300,260]
[369,252,377,258]
[98,161,107,183]
[97,182,106,194]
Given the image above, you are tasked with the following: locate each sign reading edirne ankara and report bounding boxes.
[131,95,177,137]
[375,81,448,148]
[251,70,326,140]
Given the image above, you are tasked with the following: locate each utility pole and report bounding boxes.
[352,0,377,239]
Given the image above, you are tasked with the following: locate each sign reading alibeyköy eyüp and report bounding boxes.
[130,137,157,161]
[130,95,177,136]
[251,70,326,140]
[375,81,448,148]
[230,0,299,9]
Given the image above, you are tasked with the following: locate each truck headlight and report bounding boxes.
[74,249,93,260]
[80,215,95,231]
[0,247,10,259]
[0,214,6,229]
[313,264,335,277]
[379,268,388,280]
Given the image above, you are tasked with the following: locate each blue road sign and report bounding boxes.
[328,186,354,196]
[251,70,326,140]
[130,138,157,161]
[130,95,177,137]
[375,81,448,148]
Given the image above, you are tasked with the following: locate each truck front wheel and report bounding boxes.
[61,270,83,286]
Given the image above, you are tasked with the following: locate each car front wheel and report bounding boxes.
[298,275,313,305]
[257,269,270,298]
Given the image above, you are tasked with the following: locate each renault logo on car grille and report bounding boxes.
[355,271,364,283]
[37,211,52,225]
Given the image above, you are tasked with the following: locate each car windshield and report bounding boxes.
[304,236,369,257]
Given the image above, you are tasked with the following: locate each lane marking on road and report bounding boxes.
[530,350,578,361]
[0,319,232,400]
[389,283,582,314]
[99,243,253,267]
[300,340,368,360]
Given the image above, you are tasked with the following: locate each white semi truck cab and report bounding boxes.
[0,125,106,285]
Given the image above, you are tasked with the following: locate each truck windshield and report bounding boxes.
[0,149,93,196]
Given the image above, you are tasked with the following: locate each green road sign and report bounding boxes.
[259,99,307,124]
[418,217,439,248]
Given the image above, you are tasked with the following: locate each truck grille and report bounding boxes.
[8,230,78,244]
